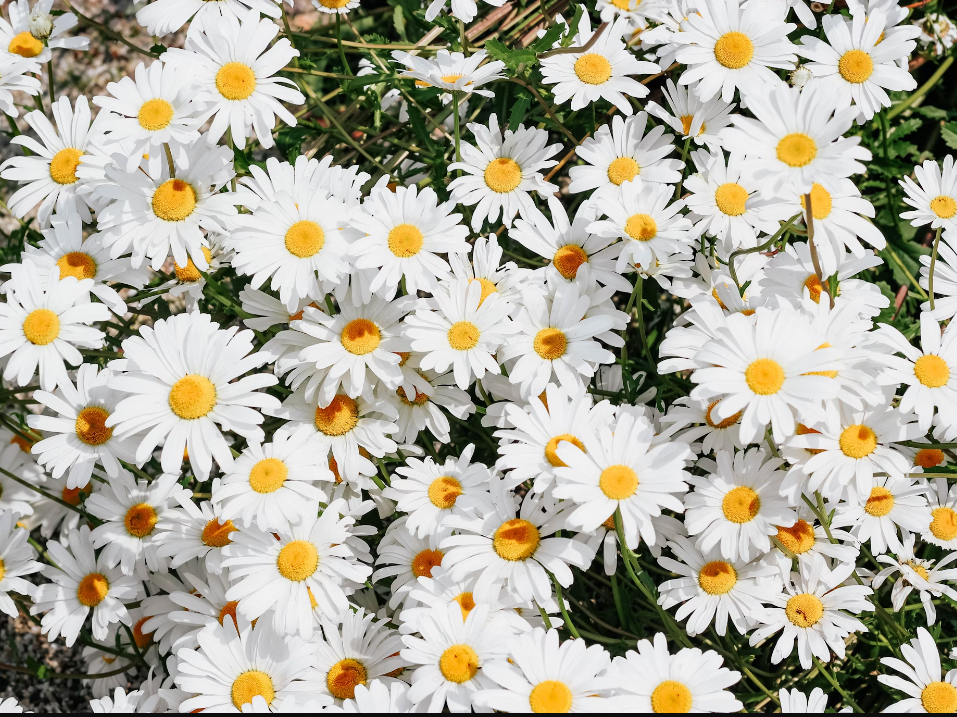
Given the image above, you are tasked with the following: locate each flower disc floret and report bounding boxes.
[327,659,367,700]
[314,395,359,436]
[553,245,588,279]
[411,549,444,578]
[50,148,83,185]
[931,195,957,219]
[865,486,895,517]
[533,327,567,360]
[8,31,42,58]
[574,53,613,85]
[341,318,381,355]
[838,49,874,84]
[785,593,824,628]
[201,518,236,548]
[776,520,816,554]
[387,224,424,257]
[651,681,693,713]
[529,681,573,713]
[76,573,110,607]
[439,644,479,683]
[428,476,463,509]
[152,179,197,222]
[776,133,817,168]
[231,671,274,710]
[599,464,639,500]
[447,321,480,350]
[931,507,957,541]
[922,682,957,713]
[125,503,158,538]
[915,354,950,387]
[698,561,737,595]
[715,183,749,216]
[544,434,584,468]
[607,157,639,185]
[23,309,60,346]
[722,486,760,524]
[714,32,754,69]
[745,358,785,395]
[493,518,540,561]
[625,213,657,241]
[839,424,878,459]
[75,407,113,446]
[169,374,217,419]
[284,221,325,258]
[249,458,288,493]
[276,540,319,581]
[57,252,97,280]
[216,62,257,101]
[484,158,523,193]
[138,98,175,131]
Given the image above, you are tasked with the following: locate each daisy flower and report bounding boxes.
[136,0,283,37]
[901,156,957,236]
[797,8,918,122]
[0,510,41,617]
[0,437,50,520]
[400,602,510,713]
[0,0,88,63]
[474,627,620,713]
[339,680,413,713]
[106,312,280,479]
[239,287,315,331]
[213,426,331,533]
[222,503,373,638]
[392,49,506,98]
[659,396,748,455]
[0,262,109,392]
[350,184,470,298]
[385,445,494,539]
[749,555,873,669]
[923,478,957,549]
[768,506,860,567]
[373,515,449,609]
[645,78,736,152]
[31,525,142,645]
[0,95,98,225]
[448,114,561,231]
[422,0,503,22]
[161,10,303,150]
[142,567,236,653]
[673,0,798,103]
[0,55,40,117]
[720,82,870,198]
[779,687,832,713]
[873,534,957,625]
[539,15,660,115]
[878,627,957,714]
[598,0,663,33]
[392,355,475,444]
[685,448,797,561]
[174,617,323,713]
[154,495,238,575]
[449,233,535,313]
[831,475,929,555]
[919,240,957,320]
[610,632,743,713]
[588,178,695,274]
[89,688,142,714]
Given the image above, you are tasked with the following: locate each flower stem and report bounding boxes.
[812,656,863,712]
[336,14,351,75]
[930,226,943,311]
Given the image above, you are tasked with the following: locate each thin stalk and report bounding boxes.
[813,656,863,712]
[930,226,943,311]
[0,661,135,680]
[452,90,462,167]
[728,213,801,291]
[804,192,832,308]
[888,55,954,120]
[336,14,351,75]
[673,136,691,200]
[164,143,175,179]
[548,571,581,639]
[46,59,55,105]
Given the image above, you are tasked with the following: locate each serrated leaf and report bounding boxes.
[392,5,407,40]
[508,96,531,130]
[942,122,957,150]
[529,22,566,53]
[916,105,948,119]
[485,38,537,71]
[891,117,921,139]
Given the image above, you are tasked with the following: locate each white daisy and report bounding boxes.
[392,49,506,98]
[0,509,41,617]
[901,156,957,236]
[391,354,475,444]
[878,627,957,713]
[873,533,957,625]
[779,686,832,713]
[923,478,957,549]
[919,240,957,320]
[831,475,929,555]
[645,78,737,152]
[768,505,860,567]
[0,55,40,117]
[659,395,748,456]
[373,515,449,609]
[154,495,238,575]
[338,680,413,713]
[449,233,535,313]
[0,0,87,63]
[136,0,284,37]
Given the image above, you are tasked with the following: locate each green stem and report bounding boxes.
[164,142,175,179]
[336,15,351,75]
[452,90,462,167]
[46,59,55,106]
[885,245,930,300]
[813,656,863,712]
[728,213,801,292]
[888,55,954,120]
[930,226,943,311]
[548,571,581,639]
[673,136,691,200]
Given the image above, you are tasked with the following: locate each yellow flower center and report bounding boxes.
[865,486,895,517]
[611,0,632,10]
[553,244,588,279]
[838,49,874,84]
[714,183,748,217]
[216,62,257,100]
[713,31,754,69]
[533,327,567,360]
[624,213,657,241]
[49,147,84,186]
[168,374,217,420]
[544,434,584,468]
[341,318,381,355]
[75,406,113,446]
[318,0,351,7]
[387,223,424,257]
[804,274,825,303]
[137,98,175,131]
[917,448,946,467]
[132,616,154,649]
[800,183,833,220]
[62,486,87,506]
[839,424,878,459]
[776,133,817,168]
[326,658,367,700]
[276,540,319,581]
[447,321,480,351]
[705,400,742,429]
[22,308,60,346]
[284,220,325,258]
[921,681,957,713]
[56,251,97,281]
[745,358,785,395]
[440,644,479,683]
[931,506,957,541]
[470,277,498,306]
[785,593,824,628]
[125,503,158,538]
[76,572,110,607]
[428,476,463,509]
[907,560,930,581]
[152,179,197,222]
[680,115,705,137]
[314,395,359,436]
[722,486,760,524]
[8,31,43,58]
[529,680,573,713]
[776,520,816,554]
[607,156,639,186]
[493,518,540,561]
[915,354,951,388]
[698,560,737,595]
[231,671,274,711]
[651,681,693,713]
[218,600,240,627]
[201,518,236,548]
[411,548,444,578]
[174,247,213,283]
[931,195,957,219]
[396,385,430,406]
[599,464,639,500]
[484,158,523,193]
[249,457,288,493]
[453,591,476,620]
[574,53,613,84]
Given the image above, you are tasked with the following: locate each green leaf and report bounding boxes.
[392,4,407,41]
[276,126,309,163]
[529,22,566,53]
[915,105,948,119]
[485,38,537,71]
[562,4,585,46]
[508,96,531,131]
[942,121,957,151]
[890,117,921,139]
[407,104,434,151]
[343,73,393,94]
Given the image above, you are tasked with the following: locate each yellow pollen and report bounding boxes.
[607,156,640,186]
[544,434,585,468]
[218,600,240,627]
[651,681,693,713]
[341,318,381,355]
[202,518,236,548]
[865,486,895,517]
[906,560,930,582]
[471,277,498,306]
[427,476,463,509]
[152,179,197,222]
[931,195,957,219]
[799,183,833,220]
[930,507,957,542]
[776,133,817,168]
[56,252,97,281]
[10,435,33,453]
[387,223,424,257]
[125,503,158,538]
[624,213,657,241]
[249,457,288,493]
[785,593,824,628]
[411,549,444,578]
[611,0,631,10]
[722,486,760,524]
[493,518,540,561]
[174,246,212,283]
[168,374,217,420]
[137,98,175,131]
[22,308,60,345]
[439,644,480,683]
[277,540,319,582]
[77,572,110,607]
[705,400,742,429]
[327,659,367,700]
[0,559,5,583]
[804,274,825,303]
[745,358,785,395]
[839,424,878,459]
[396,385,430,406]
[776,520,816,554]
[484,157,523,193]
[447,321,480,351]
[599,464,639,500]
[714,183,749,216]
[533,327,567,361]
[132,616,154,649]
[921,681,957,713]
[318,0,351,7]
[284,220,325,258]
[314,395,359,436]
[216,62,256,101]
[698,560,737,595]
[713,31,754,69]
[529,680,573,713]
[679,115,705,137]
[231,671,274,711]
[453,592,476,620]
[915,354,951,388]
[50,147,85,186]
[8,31,42,58]
[75,406,113,446]
[917,448,946,468]
[838,49,874,83]
[62,486,86,506]
[553,244,588,279]
[440,73,464,83]
[574,53,613,84]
